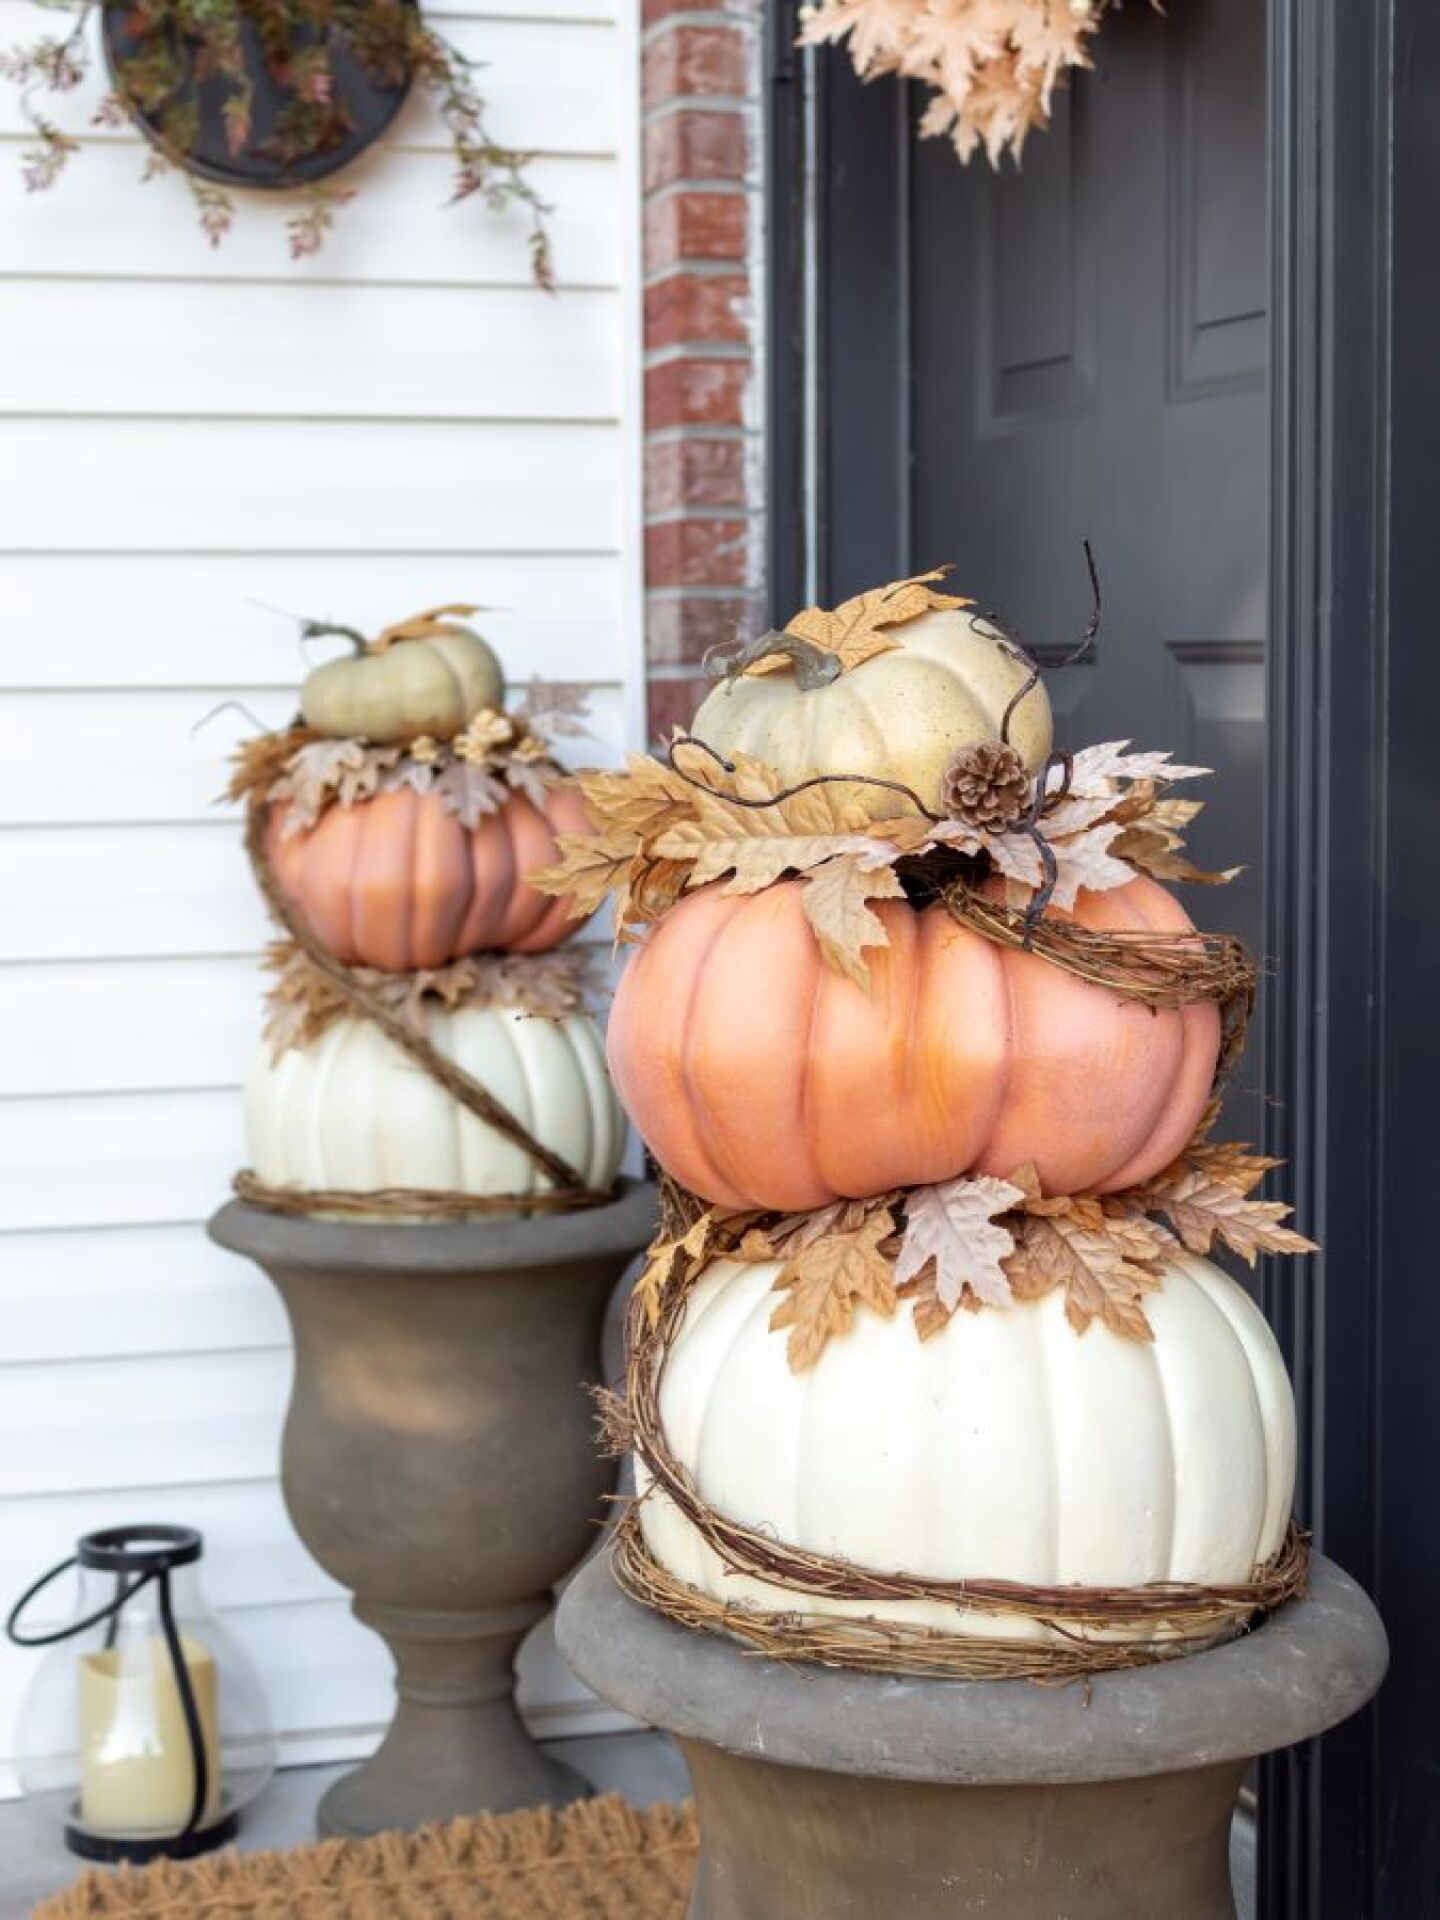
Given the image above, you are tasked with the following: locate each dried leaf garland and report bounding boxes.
[532,728,1234,989]
[261,942,596,1059]
[227,686,588,835]
[637,1105,1314,1371]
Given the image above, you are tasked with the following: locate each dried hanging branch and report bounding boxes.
[0,1,552,278]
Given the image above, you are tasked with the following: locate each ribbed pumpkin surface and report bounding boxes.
[639,1251,1295,1638]
[245,1007,625,1206]
[607,876,1220,1210]
[265,785,588,970]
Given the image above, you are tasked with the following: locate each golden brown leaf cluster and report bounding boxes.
[798,0,1131,169]
[261,941,595,1059]
[638,1113,1315,1374]
[531,734,1233,991]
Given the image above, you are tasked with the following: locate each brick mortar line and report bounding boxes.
[646,585,766,602]
[643,258,760,286]
[642,93,757,122]
[645,507,764,525]
[642,176,758,200]
[640,12,761,47]
[643,422,760,444]
[645,343,752,367]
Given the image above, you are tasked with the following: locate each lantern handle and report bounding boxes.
[4,1554,160,1648]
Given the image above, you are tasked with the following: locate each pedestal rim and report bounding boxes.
[206,1176,657,1274]
[557,1545,1387,1787]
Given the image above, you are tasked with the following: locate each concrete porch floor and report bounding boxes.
[0,1731,1257,1918]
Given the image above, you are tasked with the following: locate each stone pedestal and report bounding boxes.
[209,1181,655,1838]
[557,1546,1386,1920]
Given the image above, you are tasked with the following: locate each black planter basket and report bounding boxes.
[102,1,417,190]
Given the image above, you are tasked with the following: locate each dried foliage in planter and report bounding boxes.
[261,940,596,1058]
[0,0,552,279]
[798,0,1157,169]
[630,1103,1316,1370]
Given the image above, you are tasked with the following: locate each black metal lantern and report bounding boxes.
[6,1525,276,1862]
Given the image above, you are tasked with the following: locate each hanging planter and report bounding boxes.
[0,0,552,278]
[798,0,1150,166]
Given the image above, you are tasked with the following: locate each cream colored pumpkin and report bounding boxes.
[690,608,1054,813]
[245,1007,624,1215]
[301,628,505,744]
[638,1252,1295,1643]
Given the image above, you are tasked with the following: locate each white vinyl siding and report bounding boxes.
[0,0,642,1786]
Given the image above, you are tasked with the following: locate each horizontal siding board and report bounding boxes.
[0,1481,330,1614]
[0,685,623,825]
[0,282,620,422]
[0,553,624,690]
[0,152,620,287]
[0,939,613,1097]
[0,1350,288,1497]
[0,13,617,156]
[0,823,266,962]
[1,418,622,554]
[0,1223,286,1364]
[0,1088,246,1232]
[0,957,262,1098]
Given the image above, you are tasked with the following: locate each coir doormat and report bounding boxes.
[32,1795,698,1920]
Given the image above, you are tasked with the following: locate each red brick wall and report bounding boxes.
[640,0,764,742]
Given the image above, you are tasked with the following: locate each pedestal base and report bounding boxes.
[208,1182,656,1840]
[315,1600,591,1838]
[557,1549,1386,1920]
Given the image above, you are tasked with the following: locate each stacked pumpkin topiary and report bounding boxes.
[230,606,624,1219]
[536,570,1314,1675]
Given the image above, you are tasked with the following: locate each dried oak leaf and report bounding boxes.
[894,1174,1024,1337]
[273,738,369,832]
[432,760,508,830]
[800,855,905,988]
[750,569,974,679]
[1006,1182,1175,1351]
[655,780,887,894]
[1141,1151,1317,1266]
[530,829,638,921]
[1109,822,1241,888]
[1066,742,1210,800]
[769,1208,899,1371]
[511,677,593,739]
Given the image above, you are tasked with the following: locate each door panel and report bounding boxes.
[909,0,1268,1141]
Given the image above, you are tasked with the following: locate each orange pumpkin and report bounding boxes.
[606,876,1220,1210]
[265,785,589,971]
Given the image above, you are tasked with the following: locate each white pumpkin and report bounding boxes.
[245,1008,624,1215]
[638,1251,1295,1643]
[690,607,1054,814]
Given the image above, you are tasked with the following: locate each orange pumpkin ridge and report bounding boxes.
[606,875,1223,1211]
[263,784,589,971]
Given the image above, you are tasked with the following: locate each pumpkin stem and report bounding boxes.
[704,629,844,692]
[298,617,370,658]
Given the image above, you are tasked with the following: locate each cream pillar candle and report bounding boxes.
[79,1634,222,1835]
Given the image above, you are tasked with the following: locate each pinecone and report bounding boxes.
[940,740,1032,831]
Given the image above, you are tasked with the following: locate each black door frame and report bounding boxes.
[766,3,1440,1913]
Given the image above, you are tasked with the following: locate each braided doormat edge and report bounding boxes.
[31,1794,699,1920]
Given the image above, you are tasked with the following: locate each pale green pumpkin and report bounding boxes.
[301,607,506,744]
[691,608,1053,814]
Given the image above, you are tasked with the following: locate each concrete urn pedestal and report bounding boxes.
[209,1180,655,1839]
[558,1546,1386,1920]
